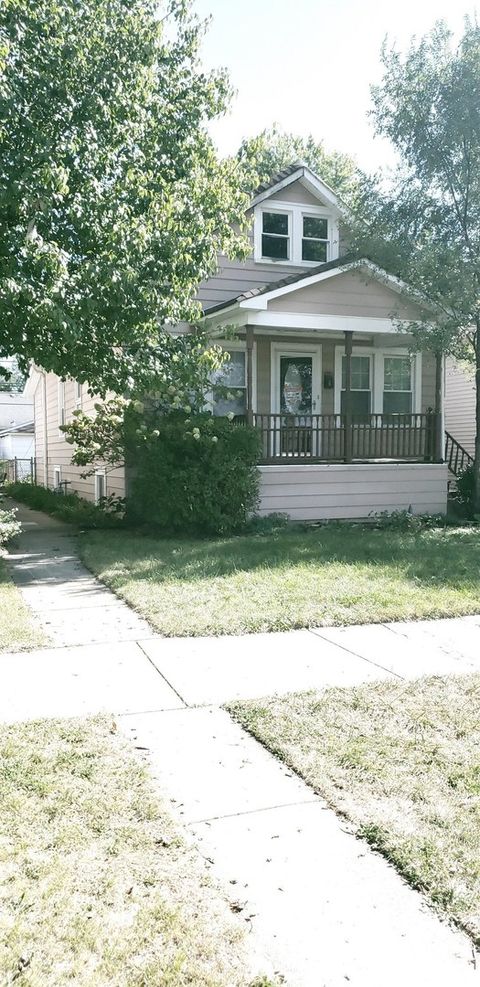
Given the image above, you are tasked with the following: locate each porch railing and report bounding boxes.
[253,413,437,464]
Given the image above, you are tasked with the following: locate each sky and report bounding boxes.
[193,0,476,173]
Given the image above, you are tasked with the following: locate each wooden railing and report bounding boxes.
[253,413,437,464]
[445,431,474,476]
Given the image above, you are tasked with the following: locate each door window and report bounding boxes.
[280,356,313,414]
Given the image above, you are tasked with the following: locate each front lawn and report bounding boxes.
[0,715,268,986]
[80,524,480,636]
[230,675,480,943]
[0,558,45,652]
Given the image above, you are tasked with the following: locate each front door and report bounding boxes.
[272,346,321,457]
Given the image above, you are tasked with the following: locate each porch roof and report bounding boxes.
[204,255,354,316]
[202,257,433,337]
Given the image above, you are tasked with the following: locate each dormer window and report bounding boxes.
[262,211,290,260]
[254,201,337,266]
[302,216,328,262]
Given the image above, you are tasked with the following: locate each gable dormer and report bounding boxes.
[251,161,342,267]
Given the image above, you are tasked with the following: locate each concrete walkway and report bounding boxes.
[5,500,153,646]
[2,501,480,985]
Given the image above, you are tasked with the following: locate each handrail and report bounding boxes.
[253,413,436,464]
[444,431,474,477]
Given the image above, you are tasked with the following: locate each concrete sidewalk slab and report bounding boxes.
[315,621,479,678]
[0,642,183,722]
[121,706,478,987]
[141,630,396,706]
[120,706,316,822]
[386,617,480,667]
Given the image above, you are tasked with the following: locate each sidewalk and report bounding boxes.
[2,501,480,985]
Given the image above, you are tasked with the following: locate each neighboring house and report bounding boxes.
[0,390,34,469]
[445,357,476,463]
[25,371,125,503]
[29,161,454,519]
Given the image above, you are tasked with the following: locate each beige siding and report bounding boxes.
[36,372,125,501]
[197,241,305,311]
[268,270,425,320]
[445,357,476,456]
[269,180,321,205]
[258,463,448,520]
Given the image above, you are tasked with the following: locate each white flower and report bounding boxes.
[151,429,160,438]
[192,427,201,440]
[133,400,144,414]
[211,435,218,443]
[227,411,235,421]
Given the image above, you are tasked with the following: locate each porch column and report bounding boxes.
[344,330,353,463]
[246,325,254,426]
[434,349,444,462]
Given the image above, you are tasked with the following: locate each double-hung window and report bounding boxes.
[341,355,371,416]
[302,216,328,262]
[58,380,66,430]
[211,349,246,417]
[74,381,82,409]
[383,356,413,414]
[261,211,290,260]
[95,470,106,504]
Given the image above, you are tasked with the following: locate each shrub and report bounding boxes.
[126,414,261,535]
[4,482,125,529]
[0,506,21,545]
[453,463,475,517]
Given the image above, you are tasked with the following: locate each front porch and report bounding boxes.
[240,327,444,467]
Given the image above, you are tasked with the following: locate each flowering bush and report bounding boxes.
[0,506,21,545]
[126,414,261,535]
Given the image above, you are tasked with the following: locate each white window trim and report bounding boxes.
[334,347,422,415]
[271,342,323,415]
[94,469,107,504]
[206,339,257,415]
[253,200,339,267]
[53,465,61,489]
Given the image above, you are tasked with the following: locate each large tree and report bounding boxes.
[236,125,359,201]
[349,19,480,509]
[0,0,248,395]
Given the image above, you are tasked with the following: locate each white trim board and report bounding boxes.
[207,311,420,336]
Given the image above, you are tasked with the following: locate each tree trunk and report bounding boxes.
[474,324,480,515]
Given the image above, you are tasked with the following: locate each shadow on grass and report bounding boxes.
[81,524,480,595]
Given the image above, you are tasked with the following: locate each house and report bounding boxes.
[28,161,452,519]
[0,389,35,478]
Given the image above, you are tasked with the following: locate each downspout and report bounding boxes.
[42,371,49,487]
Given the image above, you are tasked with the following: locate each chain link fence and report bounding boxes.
[0,458,36,484]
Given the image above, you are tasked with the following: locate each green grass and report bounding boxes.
[0,715,272,987]
[230,675,480,943]
[80,524,480,636]
[0,557,45,652]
